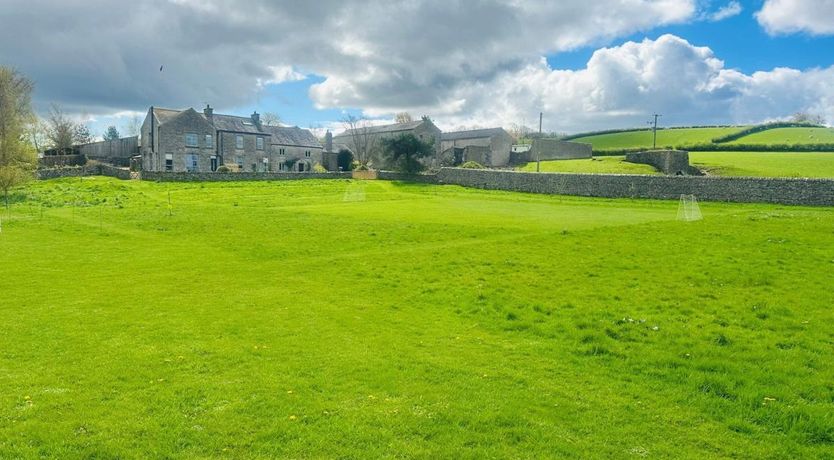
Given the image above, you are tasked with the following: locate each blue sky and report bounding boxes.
[2,0,833,137]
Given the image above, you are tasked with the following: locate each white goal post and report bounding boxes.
[677,194,703,222]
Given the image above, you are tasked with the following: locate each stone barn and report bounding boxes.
[332,117,442,169]
[441,128,513,167]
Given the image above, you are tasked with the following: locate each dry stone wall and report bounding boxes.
[140,171,352,182]
[437,168,834,206]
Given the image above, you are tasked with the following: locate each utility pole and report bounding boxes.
[648,114,662,149]
[537,112,543,172]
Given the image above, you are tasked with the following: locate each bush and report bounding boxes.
[313,163,327,173]
[460,161,485,169]
[354,163,370,171]
[216,165,230,173]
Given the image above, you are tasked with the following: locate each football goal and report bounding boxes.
[677,194,703,222]
[342,182,367,202]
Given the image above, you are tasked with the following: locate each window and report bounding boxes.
[205,135,213,148]
[305,150,311,157]
[165,153,173,172]
[259,157,269,172]
[185,154,199,172]
[236,135,244,149]
[185,133,198,147]
[235,156,243,170]
[278,148,286,156]
[256,137,264,150]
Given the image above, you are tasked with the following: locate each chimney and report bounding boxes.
[251,111,260,126]
[204,104,213,119]
[325,130,333,152]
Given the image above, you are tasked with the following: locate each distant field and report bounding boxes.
[727,127,834,145]
[689,152,834,177]
[518,156,659,175]
[525,152,834,178]
[2,178,833,458]
[571,127,746,151]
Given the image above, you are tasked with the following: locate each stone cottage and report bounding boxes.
[440,128,514,167]
[331,117,442,169]
[140,105,323,172]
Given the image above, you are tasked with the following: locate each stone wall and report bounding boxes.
[437,168,834,206]
[40,154,86,168]
[140,171,352,182]
[377,171,440,184]
[625,150,701,175]
[38,164,132,180]
[527,139,593,162]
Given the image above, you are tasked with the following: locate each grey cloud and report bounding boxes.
[0,0,695,118]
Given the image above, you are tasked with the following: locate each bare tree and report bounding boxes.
[791,111,826,125]
[394,112,413,124]
[341,114,379,167]
[123,113,141,137]
[508,123,533,142]
[261,112,282,127]
[46,105,92,152]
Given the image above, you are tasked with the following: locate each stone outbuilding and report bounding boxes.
[441,128,514,167]
[332,117,442,169]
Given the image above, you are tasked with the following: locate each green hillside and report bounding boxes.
[518,156,659,175]
[689,152,834,177]
[727,127,834,145]
[570,127,746,151]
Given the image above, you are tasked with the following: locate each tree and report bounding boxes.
[123,113,141,137]
[103,125,120,141]
[791,112,826,125]
[341,114,379,167]
[46,104,92,152]
[261,112,281,127]
[380,133,434,174]
[394,112,413,124]
[0,66,36,209]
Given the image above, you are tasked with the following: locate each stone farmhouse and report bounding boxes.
[441,128,514,167]
[140,105,323,173]
[332,117,442,169]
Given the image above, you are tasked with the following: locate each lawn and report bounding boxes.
[728,127,834,145]
[1,178,833,458]
[517,156,659,175]
[570,127,746,151]
[689,152,834,177]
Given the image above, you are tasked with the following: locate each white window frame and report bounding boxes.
[235,135,244,150]
[256,137,264,150]
[185,133,198,147]
[205,134,213,148]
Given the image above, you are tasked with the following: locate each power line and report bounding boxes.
[647,114,662,149]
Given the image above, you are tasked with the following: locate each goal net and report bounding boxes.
[342,181,367,202]
[677,194,703,222]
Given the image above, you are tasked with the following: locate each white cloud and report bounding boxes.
[258,66,307,87]
[420,35,834,132]
[756,0,834,35]
[709,1,742,21]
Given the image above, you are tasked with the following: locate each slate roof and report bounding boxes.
[151,107,320,144]
[152,107,185,124]
[211,114,266,134]
[336,120,425,138]
[263,125,321,148]
[442,127,509,141]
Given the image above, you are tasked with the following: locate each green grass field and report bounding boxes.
[570,127,746,151]
[689,152,834,177]
[525,152,834,178]
[2,178,834,458]
[517,156,659,175]
[727,127,834,145]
